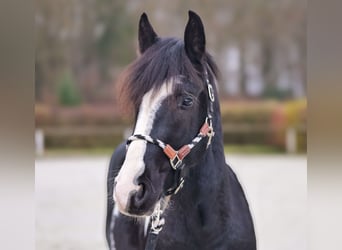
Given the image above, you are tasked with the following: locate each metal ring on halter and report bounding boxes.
[170,154,183,170]
[207,83,215,102]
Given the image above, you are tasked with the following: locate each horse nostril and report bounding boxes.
[136,184,145,199]
[132,183,148,206]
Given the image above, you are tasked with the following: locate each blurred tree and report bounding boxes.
[35,0,306,104]
[57,71,81,106]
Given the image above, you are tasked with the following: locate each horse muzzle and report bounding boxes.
[114,179,158,217]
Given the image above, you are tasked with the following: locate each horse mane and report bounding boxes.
[118,37,219,113]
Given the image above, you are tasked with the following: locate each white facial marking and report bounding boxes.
[114,81,173,213]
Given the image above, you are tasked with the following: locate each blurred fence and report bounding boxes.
[35,124,306,155]
[35,99,306,154]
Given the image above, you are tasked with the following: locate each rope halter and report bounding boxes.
[126,68,215,195]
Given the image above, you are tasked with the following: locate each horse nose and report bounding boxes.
[114,174,157,216]
[114,180,140,212]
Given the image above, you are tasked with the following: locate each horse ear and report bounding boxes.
[184,10,206,64]
[138,13,158,54]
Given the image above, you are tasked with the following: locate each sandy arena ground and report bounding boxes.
[36,154,306,250]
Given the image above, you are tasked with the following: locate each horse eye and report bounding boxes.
[182,96,194,107]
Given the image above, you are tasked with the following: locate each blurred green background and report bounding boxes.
[35,0,306,155]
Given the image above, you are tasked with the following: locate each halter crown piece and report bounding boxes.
[126,66,215,250]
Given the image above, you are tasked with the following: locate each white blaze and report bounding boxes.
[114,81,173,212]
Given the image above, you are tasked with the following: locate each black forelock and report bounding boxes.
[120,37,219,112]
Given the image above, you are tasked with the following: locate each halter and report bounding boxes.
[125,67,215,250]
[126,67,215,195]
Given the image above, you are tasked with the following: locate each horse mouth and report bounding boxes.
[122,207,154,218]
[114,185,158,217]
[127,197,170,219]
[114,186,170,218]
[116,198,156,218]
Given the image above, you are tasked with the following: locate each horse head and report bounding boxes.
[114,11,218,217]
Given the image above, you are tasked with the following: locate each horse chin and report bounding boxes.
[124,206,155,218]
[116,208,152,218]
[113,198,152,217]
[119,197,169,218]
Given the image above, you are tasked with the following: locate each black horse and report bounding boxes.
[106,11,256,250]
